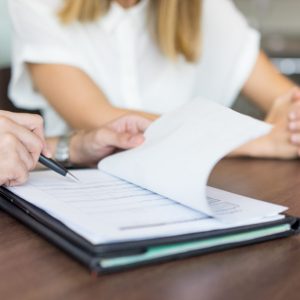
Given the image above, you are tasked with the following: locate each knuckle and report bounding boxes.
[95,132,103,143]
[8,152,19,163]
[32,114,44,127]
[23,153,35,170]
[30,153,39,167]
[4,167,20,185]
[27,137,43,154]
[118,134,129,147]
[95,129,108,142]
[34,140,44,152]
[1,133,17,148]
[17,168,29,184]
[0,116,9,129]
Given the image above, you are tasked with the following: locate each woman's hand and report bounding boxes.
[0,111,49,186]
[233,122,298,159]
[265,87,300,156]
[265,87,300,124]
[287,90,300,148]
[232,88,300,159]
[69,114,152,166]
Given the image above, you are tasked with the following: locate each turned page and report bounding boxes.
[99,99,271,216]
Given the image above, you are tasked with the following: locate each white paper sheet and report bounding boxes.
[99,98,271,215]
[8,170,286,244]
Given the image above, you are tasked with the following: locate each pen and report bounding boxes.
[38,154,80,183]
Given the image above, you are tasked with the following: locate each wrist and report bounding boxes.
[54,133,82,168]
[69,131,86,165]
[230,134,274,158]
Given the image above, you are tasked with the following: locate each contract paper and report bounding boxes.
[8,169,286,244]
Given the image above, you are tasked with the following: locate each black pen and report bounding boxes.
[38,154,80,183]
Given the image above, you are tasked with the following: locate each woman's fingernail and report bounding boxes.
[44,148,52,158]
[289,112,296,120]
[289,122,296,130]
[291,135,299,143]
[130,135,144,145]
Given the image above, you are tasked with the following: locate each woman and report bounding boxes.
[0,110,150,186]
[8,0,300,158]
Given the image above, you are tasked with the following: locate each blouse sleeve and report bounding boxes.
[8,0,87,111]
[199,0,260,107]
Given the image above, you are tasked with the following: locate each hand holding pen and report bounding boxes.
[0,111,50,186]
[0,111,81,185]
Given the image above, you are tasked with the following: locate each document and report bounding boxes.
[7,99,283,245]
[9,169,286,244]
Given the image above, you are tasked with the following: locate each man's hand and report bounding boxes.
[69,115,152,166]
[0,111,49,186]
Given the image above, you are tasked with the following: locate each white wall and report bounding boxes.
[0,0,11,68]
[234,0,300,36]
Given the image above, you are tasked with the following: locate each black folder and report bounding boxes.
[0,187,299,274]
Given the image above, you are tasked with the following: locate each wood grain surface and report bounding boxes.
[1,158,300,300]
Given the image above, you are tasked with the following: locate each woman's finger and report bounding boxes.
[289,121,300,131]
[94,128,144,150]
[109,115,152,134]
[289,103,300,121]
[292,87,300,102]
[131,116,152,132]
[290,133,300,145]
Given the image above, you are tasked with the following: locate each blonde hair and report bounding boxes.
[59,0,202,62]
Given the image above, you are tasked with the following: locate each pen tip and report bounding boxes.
[66,172,80,183]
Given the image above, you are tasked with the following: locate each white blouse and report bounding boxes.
[8,0,260,136]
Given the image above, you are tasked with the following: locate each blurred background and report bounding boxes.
[0,0,300,117]
[233,0,300,118]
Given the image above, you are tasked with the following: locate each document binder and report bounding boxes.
[0,187,298,274]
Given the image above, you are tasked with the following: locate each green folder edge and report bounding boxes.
[100,224,290,269]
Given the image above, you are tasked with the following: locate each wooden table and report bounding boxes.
[1,158,300,300]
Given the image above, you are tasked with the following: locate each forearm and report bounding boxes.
[118,108,158,121]
[28,64,158,130]
[228,135,270,158]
